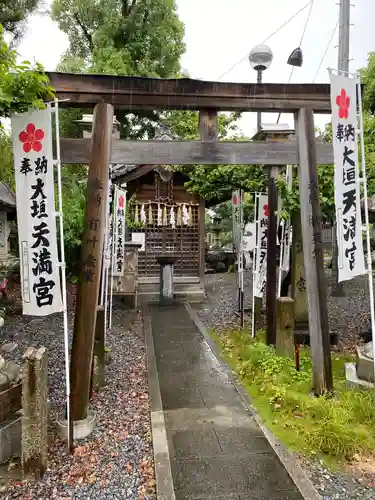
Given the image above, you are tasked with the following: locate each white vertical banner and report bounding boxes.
[100,171,112,306]
[251,193,260,337]
[281,165,293,273]
[254,194,268,298]
[232,190,240,252]
[112,186,126,277]
[11,109,63,316]
[330,71,366,282]
[238,189,244,292]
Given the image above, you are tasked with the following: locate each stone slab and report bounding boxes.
[161,387,205,411]
[345,362,374,389]
[0,383,21,422]
[172,456,301,499]
[215,428,272,455]
[356,346,375,382]
[0,415,21,464]
[180,495,239,500]
[168,428,222,459]
[199,384,244,408]
[164,406,264,432]
[238,492,303,500]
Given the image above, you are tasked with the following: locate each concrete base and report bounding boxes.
[0,415,21,464]
[345,362,374,389]
[56,411,97,441]
[139,287,205,304]
[138,277,205,304]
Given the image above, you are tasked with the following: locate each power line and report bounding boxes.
[313,21,339,82]
[276,0,315,123]
[217,0,314,81]
[299,0,315,47]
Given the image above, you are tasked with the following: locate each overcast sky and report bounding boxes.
[16,0,375,136]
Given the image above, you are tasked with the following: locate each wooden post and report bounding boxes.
[70,103,114,421]
[276,297,295,357]
[295,107,333,394]
[266,166,279,345]
[199,109,218,282]
[22,347,48,480]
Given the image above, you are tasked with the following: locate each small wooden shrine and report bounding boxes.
[112,162,205,302]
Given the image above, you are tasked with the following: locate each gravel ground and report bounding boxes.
[195,269,375,500]
[1,287,155,500]
[199,267,372,350]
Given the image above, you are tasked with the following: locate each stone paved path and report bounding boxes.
[150,304,304,500]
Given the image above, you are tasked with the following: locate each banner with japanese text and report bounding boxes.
[330,72,366,282]
[254,194,268,298]
[11,109,63,316]
[112,186,126,276]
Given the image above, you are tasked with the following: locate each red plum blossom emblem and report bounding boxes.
[263,204,269,217]
[119,195,125,209]
[19,123,45,153]
[336,89,350,119]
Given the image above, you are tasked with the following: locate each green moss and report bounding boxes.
[210,327,375,469]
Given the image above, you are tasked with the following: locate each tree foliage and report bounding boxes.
[52,0,185,139]
[0,0,41,43]
[163,110,267,206]
[0,26,54,117]
[361,52,375,114]
[51,0,185,77]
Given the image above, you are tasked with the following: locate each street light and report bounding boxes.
[249,44,274,132]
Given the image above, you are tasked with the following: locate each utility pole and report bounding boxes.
[338,0,350,74]
[331,0,351,296]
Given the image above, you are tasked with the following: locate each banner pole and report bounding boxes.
[109,185,117,329]
[53,99,73,453]
[357,78,375,378]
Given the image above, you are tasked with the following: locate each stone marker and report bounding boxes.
[156,255,177,306]
[276,297,295,357]
[22,346,48,480]
[291,214,308,329]
[1,342,18,354]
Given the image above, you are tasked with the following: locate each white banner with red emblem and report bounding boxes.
[330,72,365,282]
[112,185,126,277]
[254,194,268,298]
[11,108,63,316]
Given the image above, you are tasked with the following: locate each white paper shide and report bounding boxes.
[112,186,126,277]
[254,194,268,298]
[12,109,63,316]
[330,72,365,282]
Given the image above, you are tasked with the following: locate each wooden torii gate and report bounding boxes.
[47,71,334,418]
